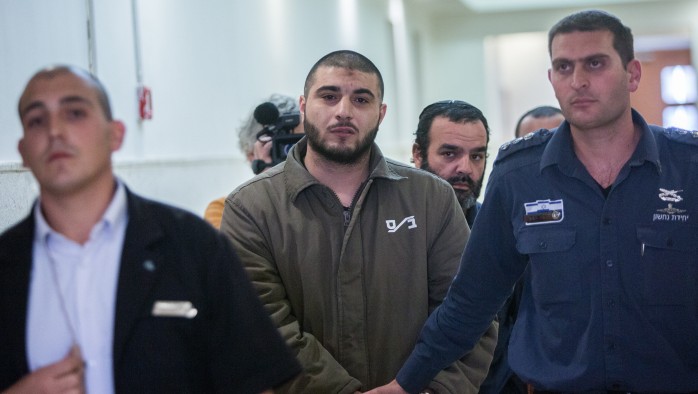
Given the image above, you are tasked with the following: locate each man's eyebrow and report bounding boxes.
[438,143,463,151]
[315,85,340,93]
[352,88,376,98]
[437,144,487,153]
[20,101,46,119]
[553,53,610,65]
[20,95,93,119]
[60,95,94,107]
[315,86,376,99]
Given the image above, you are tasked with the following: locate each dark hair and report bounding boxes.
[514,105,563,137]
[20,65,113,121]
[304,50,384,100]
[548,9,634,68]
[414,100,490,163]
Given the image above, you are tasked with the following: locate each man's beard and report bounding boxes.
[304,118,379,164]
[421,161,483,210]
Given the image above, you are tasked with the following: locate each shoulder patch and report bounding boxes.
[496,128,554,163]
[657,125,698,146]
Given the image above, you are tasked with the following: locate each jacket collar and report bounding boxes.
[283,137,404,202]
[1,186,160,381]
[540,109,661,176]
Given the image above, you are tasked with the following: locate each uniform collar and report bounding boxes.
[540,109,661,175]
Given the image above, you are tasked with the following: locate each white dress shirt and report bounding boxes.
[26,181,128,394]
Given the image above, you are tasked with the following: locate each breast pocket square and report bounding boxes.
[151,300,198,319]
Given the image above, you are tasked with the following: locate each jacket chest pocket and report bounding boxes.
[636,225,698,306]
[516,225,579,304]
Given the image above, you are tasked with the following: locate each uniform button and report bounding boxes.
[611,383,620,389]
[667,239,674,247]
[606,260,613,267]
[608,343,615,350]
[538,241,547,250]
[608,300,615,307]
[603,217,611,225]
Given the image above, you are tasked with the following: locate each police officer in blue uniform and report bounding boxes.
[368,9,698,394]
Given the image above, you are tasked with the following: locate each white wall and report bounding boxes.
[0,0,411,232]
[422,0,698,143]
[1,0,697,233]
[0,0,90,230]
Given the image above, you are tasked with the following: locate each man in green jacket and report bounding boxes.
[220,50,497,393]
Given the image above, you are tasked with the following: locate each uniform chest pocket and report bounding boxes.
[516,225,576,254]
[516,225,579,304]
[636,225,698,306]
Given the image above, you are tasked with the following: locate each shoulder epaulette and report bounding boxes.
[654,125,698,146]
[495,128,554,163]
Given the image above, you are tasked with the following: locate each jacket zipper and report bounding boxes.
[343,208,351,227]
[343,180,370,227]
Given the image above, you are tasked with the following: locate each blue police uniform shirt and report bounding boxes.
[397,110,698,393]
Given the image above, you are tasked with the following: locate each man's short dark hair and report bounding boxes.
[304,50,384,100]
[514,105,563,137]
[414,100,490,163]
[20,65,113,121]
[548,9,634,68]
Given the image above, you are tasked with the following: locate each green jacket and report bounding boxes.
[221,139,497,393]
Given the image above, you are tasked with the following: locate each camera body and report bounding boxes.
[264,112,303,164]
[251,102,303,174]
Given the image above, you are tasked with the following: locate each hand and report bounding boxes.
[4,345,85,394]
[363,380,409,394]
[252,139,273,164]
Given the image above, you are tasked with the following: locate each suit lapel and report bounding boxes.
[0,212,36,377]
[112,190,165,366]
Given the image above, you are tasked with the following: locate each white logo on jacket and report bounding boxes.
[386,216,417,233]
[654,188,689,222]
[658,188,683,203]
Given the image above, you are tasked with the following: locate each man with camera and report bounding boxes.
[204,94,304,228]
[247,98,305,175]
[220,50,496,393]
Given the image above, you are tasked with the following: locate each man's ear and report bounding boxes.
[378,103,387,125]
[412,143,422,167]
[299,95,306,115]
[627,59,642,93]
[17,138,28,167]
[109,120,126,152]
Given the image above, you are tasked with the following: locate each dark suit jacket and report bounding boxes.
[0,189,300,393]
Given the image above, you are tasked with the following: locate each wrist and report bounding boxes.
[251,159,272,174]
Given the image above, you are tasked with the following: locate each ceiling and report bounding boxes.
[406,0,693,52]
[457,0,679,13]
